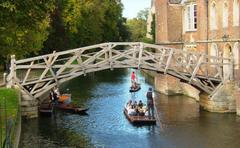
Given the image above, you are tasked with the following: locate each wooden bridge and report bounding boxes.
[6,42,233,99]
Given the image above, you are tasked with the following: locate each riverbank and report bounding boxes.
[0,88,21,148]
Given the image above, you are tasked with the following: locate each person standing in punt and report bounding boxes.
[146,87,155,119]
[131,71,136,89]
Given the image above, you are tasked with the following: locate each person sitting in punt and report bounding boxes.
[133,101,138,108]
[138,100,143,108]
[126,100,133,108]
[137,101,146,116]
[128,105,137,116]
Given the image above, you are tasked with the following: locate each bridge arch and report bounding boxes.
[210,43,218,65]
[6,42,233,100]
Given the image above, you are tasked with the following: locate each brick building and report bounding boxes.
[154,0,240,81]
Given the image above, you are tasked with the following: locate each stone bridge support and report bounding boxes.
[235,84,240,115]
[154,74,200,100]
[154,73,239,113]
[154,74,182,95]
[20,89,39,118]
[200,82,236,113]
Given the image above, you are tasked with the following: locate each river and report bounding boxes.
[19,69,240,148]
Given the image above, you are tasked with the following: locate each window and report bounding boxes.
[210,2,217,30]
[185,4,197,31]
[233,0,239,26]
[223,2,228,28]
[210,43,218,65]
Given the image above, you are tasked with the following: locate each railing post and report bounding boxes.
[108,43,113,70]
[138,42,144,68]
[7,55,16,88]
[3,73,7,85]
[105,44,109,60]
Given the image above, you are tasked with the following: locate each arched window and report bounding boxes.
[233,0,239,26]
[210,2,217,30]
[223,44,232,80]
[210,43,218,64]
[233,43,239,69]
[223,2,228,28]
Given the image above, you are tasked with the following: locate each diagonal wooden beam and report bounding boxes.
[189,54,204,83]
[138,43,144,67]
[164,49,174,74]
[22,61,34,84]
[56,55,78,76]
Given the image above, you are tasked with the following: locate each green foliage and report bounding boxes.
[43,0,129,53]
[0,88,19,116]
[0,0,55,62]
[0,0,129,66]
[126,8,154,43]
[150,14,155,43]
[0,88,19,145]
[127,18,147,42]
[137,8,149,21]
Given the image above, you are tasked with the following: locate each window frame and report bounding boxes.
[233,0,239,26]
[222,1,229,28]
[184,4,197,32]
[210,2,217,30]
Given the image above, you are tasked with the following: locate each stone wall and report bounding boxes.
[154,74,182,95]
[144,70,238,113]
[180,82,200,101]
[235,84,240,115]
[200,82,236,113]
[20,90,38,119]
[142,70,200,100]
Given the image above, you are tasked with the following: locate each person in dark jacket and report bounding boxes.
[146,87,155,119]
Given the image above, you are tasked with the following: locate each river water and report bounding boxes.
[19,69,240,148]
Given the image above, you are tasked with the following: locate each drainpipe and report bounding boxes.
[205,0,209,76]
[206,0,209,53]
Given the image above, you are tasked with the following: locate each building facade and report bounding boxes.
[154,0,240,81]
[147,0,156,39]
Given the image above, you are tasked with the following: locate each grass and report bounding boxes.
[0,88,19,146]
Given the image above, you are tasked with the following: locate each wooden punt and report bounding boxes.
[129,83,141,93]
[39,103,53,116]
[55,103,88,115]
[124,108,156,125]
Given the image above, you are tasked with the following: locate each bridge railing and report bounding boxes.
[7,42,233,98]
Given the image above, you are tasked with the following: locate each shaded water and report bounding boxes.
[20,69,240,148]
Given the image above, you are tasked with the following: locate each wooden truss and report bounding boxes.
[7,42,233,99]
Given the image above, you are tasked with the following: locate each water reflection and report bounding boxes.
[155,94,200,124]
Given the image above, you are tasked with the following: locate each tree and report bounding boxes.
[150,14,156,43]
[127,18,147,42]
[137,8,149,21]
[126,8,154,43]
[0,0,130,69]
[0,0,55,69]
